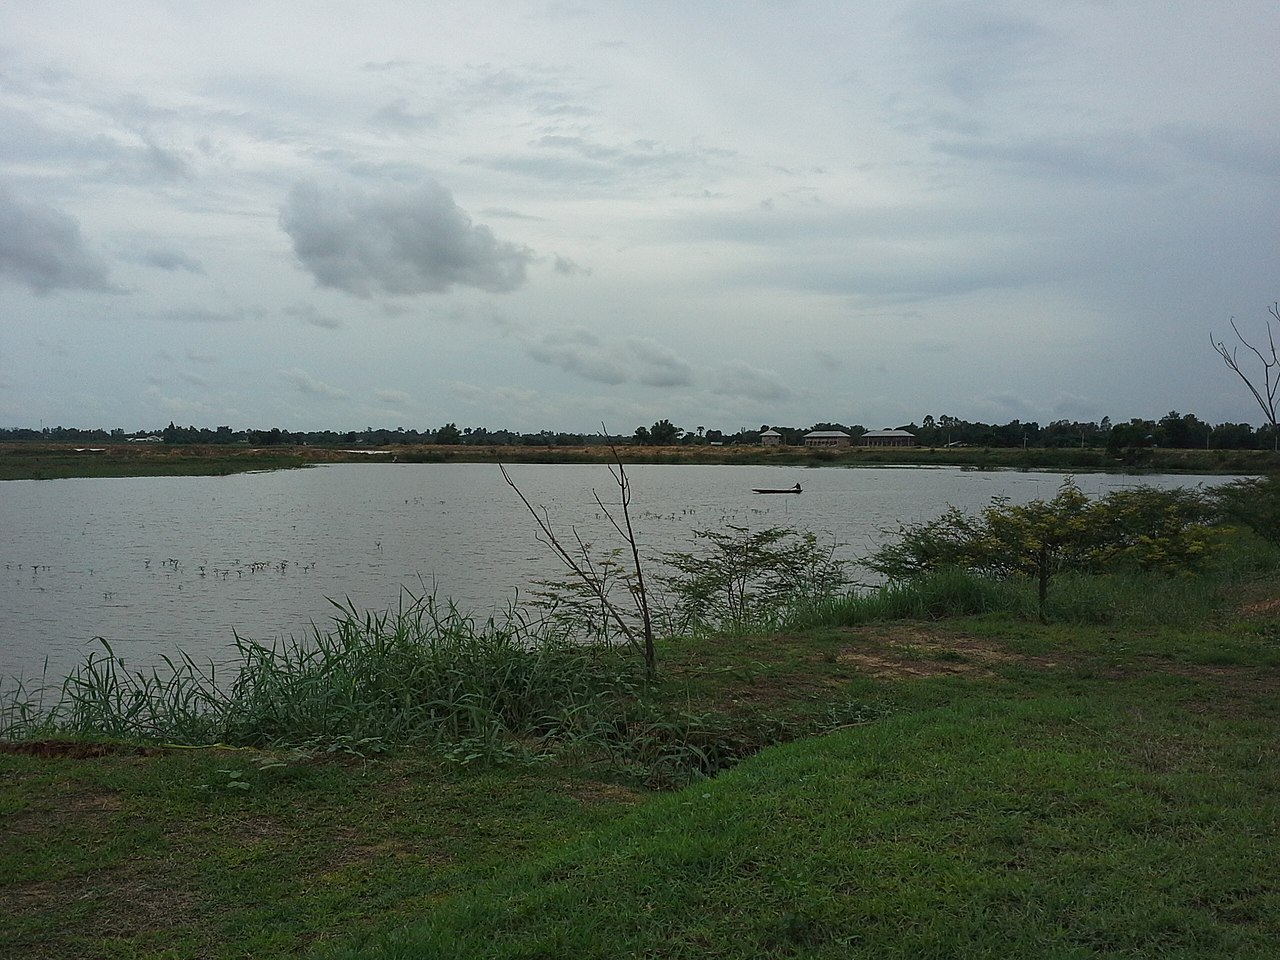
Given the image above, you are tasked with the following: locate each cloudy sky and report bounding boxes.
[1,1,1277,435]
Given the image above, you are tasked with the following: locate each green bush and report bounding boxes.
[866,479,1218,620]
[1212,474,1280,546]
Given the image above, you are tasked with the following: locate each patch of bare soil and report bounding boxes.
[832,626,1061,680]
[560,778,645,806]
[1239,596,1280,617]
[0,740,163,759]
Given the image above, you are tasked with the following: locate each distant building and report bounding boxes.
[861,429,916,447]
[760,429,784,446]
[803,430,852,447]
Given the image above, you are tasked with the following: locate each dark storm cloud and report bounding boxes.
[279,180,534,297]
[0,185,115,294]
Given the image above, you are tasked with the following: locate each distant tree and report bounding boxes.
[1212,303,1279,449]
[435,423,462,445]
[1107,418,1156,451]
[1156,411,1211,450]
[633,425,651,444]
[648,419,680,445]
[1210,422,1256,449]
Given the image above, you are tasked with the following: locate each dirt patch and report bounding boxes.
[831,626,1062,680]
[836,649,997,679]
[0,740,164,759]
[1239,596,1280,617]
[560,779,645,806]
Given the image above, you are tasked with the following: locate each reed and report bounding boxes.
[0,592,641,755]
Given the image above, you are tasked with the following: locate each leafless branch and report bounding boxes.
[500,463,643,659]
[500,423,657,679]
[594,424,655,677]
[1211,303,1279,449]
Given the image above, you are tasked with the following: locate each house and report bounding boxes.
[760,429,784,446]
[803,430,852,447]
[861,429,916,447]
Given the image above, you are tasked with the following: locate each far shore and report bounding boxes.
[1,440,1277,481]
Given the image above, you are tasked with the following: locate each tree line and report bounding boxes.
[2,409,1276,450]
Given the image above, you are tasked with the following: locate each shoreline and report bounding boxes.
[3,441,1277,480]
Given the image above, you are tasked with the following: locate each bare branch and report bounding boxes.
[500,463,643,656]
[1211,304,1280,449]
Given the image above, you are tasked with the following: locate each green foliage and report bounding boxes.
[1,594,643,759]
[658,526,847,634]
[867,479,1218,619]
[1212,473,1280,546]
[435,422,463,444]
[646,418,681,445]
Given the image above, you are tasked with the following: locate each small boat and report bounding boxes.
[752,483,802,494]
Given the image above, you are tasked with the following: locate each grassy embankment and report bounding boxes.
[3,521,1278,959]
[3,440,1279,480]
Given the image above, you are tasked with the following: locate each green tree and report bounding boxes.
[658,526,846,634]
[868,479,1215,622]
[1212,475,1280,546]
[435,423,462,445]
[648,419,680,445]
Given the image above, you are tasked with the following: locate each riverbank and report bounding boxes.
[4,549,1278,958]
[3,440,1278,480]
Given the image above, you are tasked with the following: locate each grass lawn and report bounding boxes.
[3,604,1278,959]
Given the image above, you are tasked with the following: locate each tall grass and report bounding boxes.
[1,592,640,754]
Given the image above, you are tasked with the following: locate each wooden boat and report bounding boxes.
[752,483,802,494]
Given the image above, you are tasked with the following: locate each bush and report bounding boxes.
[867,479,1218,620]
[1212,474,1280,546]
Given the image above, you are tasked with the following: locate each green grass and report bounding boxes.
[0,445,308,480]
[333,681,1279,959]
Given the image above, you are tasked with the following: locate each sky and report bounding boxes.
[1,1,1277,436]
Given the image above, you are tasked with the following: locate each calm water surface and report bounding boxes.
[0,462,1229,681]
